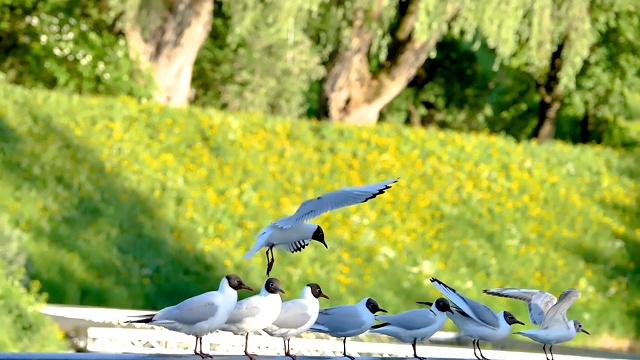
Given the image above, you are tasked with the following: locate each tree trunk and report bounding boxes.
[580,112,591,143]
[532,39,566,142]
[534,92,563,142]
[124,0,214,106]
[322,20,375,123]
[323,0,460,125]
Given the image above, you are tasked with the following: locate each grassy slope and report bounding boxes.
[0,83,638,349]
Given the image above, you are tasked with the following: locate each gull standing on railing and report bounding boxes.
[483,287,590,360]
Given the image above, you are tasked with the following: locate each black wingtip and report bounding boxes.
[482,289,505,298]
[482,289,495,295]
[362,178,400,203]
[430,278,453,291]
[124,316,154,324]
[371,323,389,329]
[454,306,470,318]
[417,301,433,306]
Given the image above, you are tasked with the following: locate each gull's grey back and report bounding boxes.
[376,309,436,331]
[315,304,368,336]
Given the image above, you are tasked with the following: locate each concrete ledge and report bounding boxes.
[0,356,468,360]
[0,352,635,360]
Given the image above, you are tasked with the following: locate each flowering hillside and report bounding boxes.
[0,84,637,348]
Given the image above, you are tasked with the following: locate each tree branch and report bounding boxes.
[377,3,460,86]
[394,0,420,42]
[537,34,567,104]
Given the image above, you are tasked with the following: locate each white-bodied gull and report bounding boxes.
[264,283,330,359]
[483,287,590,360]
[220,277,285,360]
[125,274,253,358]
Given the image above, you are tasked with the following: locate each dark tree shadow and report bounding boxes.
[570,149,640,340]
[0,105,223,310]
[599,150,640,338]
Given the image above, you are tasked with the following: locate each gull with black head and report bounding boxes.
[220,278,285,360]
[264,282,330,359]
[430,278,524,360]
[483,287,590,360]
[244,178,399,275]
[125,274,253,359]
[310,297,387,360]
[370,298,453,360]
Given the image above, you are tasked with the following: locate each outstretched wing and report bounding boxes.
[274,178,399,229]
[483,288,557,326]
[541,288,580,329]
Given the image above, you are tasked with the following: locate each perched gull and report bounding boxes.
[264,283,330,359]
[310,297,387,360]
[220,278,286,360]
[431,278,524,360]
[370,298,453,360]
[516,320,590,360]
[245,178,399,275]
[483,287,590,360]
[125,274,253,359]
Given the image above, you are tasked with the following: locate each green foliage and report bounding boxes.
[627,92,640,120]
[0,268,67,351]
[305,0,485,66]
[0,84,638,346]
[2,0,638,148]
[0,214,66,351]
[466,0,595,94]
[304,0,398,63]
[382,38,508,130]
[0,0,152,98]
[381,38,540,139]
[559,1,640,146]
[191,0,324,117]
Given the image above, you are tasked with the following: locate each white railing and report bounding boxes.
[84,327,629,360]
[41,304,462,357]
[40,304,632,360]
[86,327,441,357]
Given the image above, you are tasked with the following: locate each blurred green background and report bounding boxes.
[0,0,638,354]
